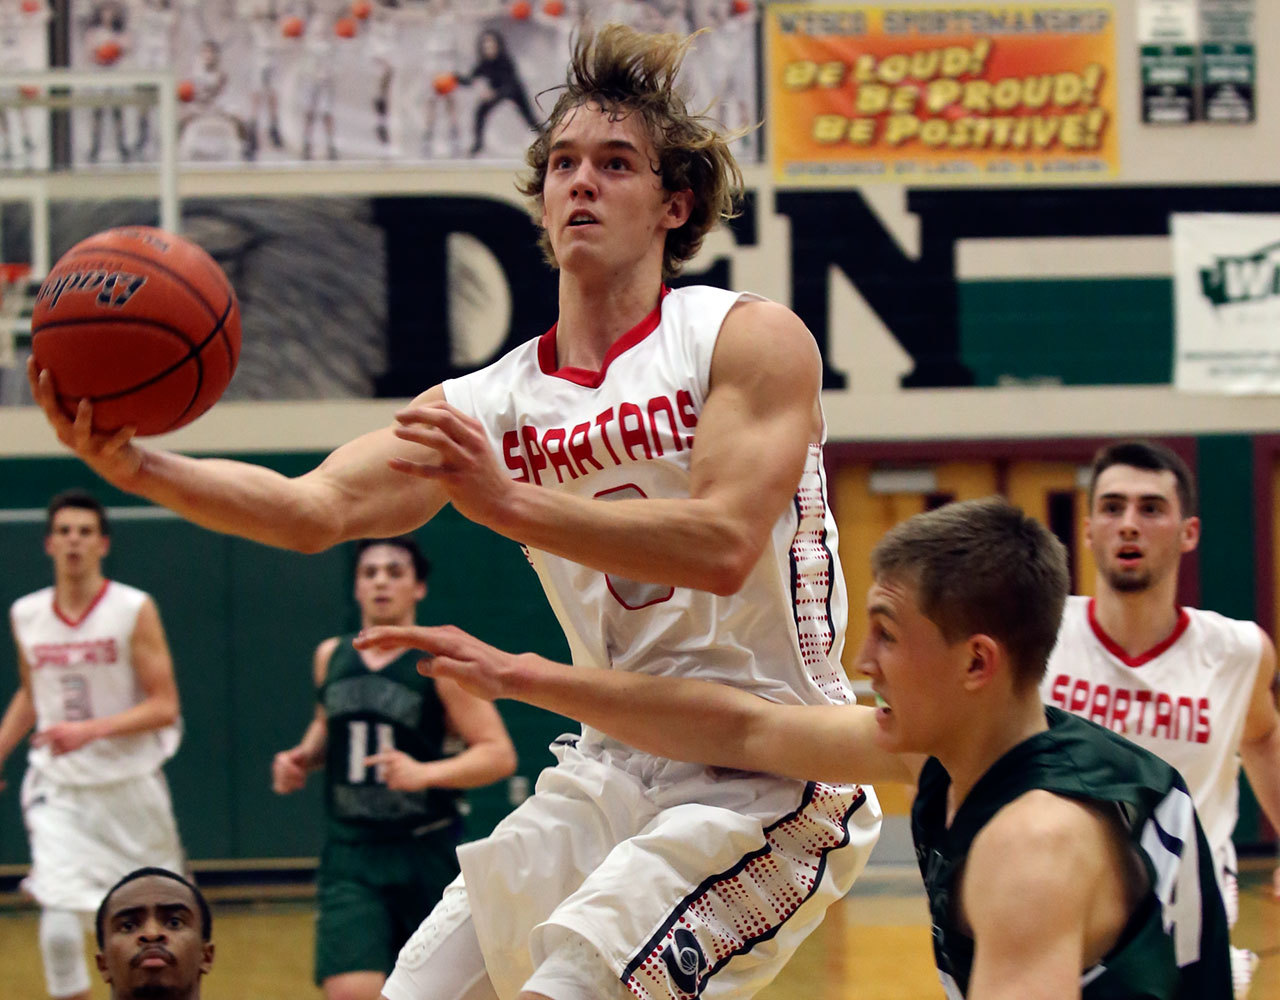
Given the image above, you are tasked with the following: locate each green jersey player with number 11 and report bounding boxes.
[272,536,515,1000]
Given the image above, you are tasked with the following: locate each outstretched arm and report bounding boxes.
[355,624,920,787]
[389,300,824,594]
[1237,629,1280,899]
[30,362,448,552]
[32,597,179,755]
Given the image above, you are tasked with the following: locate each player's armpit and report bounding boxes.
[962,791,1132,1000]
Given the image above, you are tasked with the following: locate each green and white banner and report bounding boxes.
[1174,213,1280,393]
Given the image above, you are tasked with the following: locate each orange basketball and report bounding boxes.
[334,16,357,38]
[543,0,564,15]
[281,15,304,38]
[350,0,372,19]
[31,227,241,437]
[21,0,41,14]
[732,0,752,13]
[176,79,196,103]
[432,72,458,96]
[510,0,531,19]
[93,39,122,66]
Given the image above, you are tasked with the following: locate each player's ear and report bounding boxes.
[1180,515,1201,554]
[662,188,694,229]
[201,941,215,976]
[95,950,110,983]
[962,634,1000,691]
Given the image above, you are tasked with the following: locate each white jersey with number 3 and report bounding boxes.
[1041,595,1261,877]
[444,286,854,771]
[11,581,179,786]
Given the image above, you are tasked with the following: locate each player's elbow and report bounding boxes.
[703,539,761,596]
[494,742,518,780]
[281,499,346,554]
[153,693,180,728]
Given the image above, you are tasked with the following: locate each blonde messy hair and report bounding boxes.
[517,24,744,280]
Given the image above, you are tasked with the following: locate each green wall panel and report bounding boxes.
[959,278,1173,386]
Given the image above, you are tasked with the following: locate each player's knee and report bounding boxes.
[38,908,90,998]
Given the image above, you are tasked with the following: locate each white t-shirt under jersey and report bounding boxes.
[1042,594,1261,874]
[444,285,854,775]
[11,581,180,786]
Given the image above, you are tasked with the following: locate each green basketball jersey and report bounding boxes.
[912,707,1231,999]
[320,635,460,842]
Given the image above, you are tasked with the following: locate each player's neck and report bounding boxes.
[1091,581,1182,658]
[554,269,664,370]
[54,571,107,618]
[942,691,1047,823]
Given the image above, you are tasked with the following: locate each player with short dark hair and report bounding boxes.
[363,497,1234,999]
[1044,439,1280,999]
[272,535,515,1000]
[94,866,213,1000]
[0,490,186,1000]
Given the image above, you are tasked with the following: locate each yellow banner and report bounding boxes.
[768,3,1118,185]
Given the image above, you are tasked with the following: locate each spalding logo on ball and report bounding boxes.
[31,226,242,437]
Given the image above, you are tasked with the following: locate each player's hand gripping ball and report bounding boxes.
[30,227,241,437]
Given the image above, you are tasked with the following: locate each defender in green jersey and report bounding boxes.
[272,537,516,1000]
[357,498,1233,999]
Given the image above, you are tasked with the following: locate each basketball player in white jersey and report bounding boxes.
[29,24,881,1000]
[0,0,47,168]
[0,490,186,1000]
[244,0,287,156]
[127,0,177,159]
[1040,440,1280,999]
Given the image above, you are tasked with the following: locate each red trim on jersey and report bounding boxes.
[537,286,670,388]
[1086,597,1191,667]
[52,580,111,628]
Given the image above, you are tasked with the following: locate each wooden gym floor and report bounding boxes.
[0,859,1275,999]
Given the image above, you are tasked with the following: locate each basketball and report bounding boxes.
[334,16,357,38]
[350,0,372,19]
[93,40,122,66]
[543,0,564,15]
[433,72,458,95]
[176,79,196,103]
[510,0,531,19]
[30,227,241,437]
[281,15,304,38]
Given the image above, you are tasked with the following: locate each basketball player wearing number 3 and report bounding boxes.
[0,490,186,1000]
[30,25,882,1000]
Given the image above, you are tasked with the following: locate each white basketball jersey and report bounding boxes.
[1041,595,1261,869]
[445,286,854,771]
[11,581,180,785]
